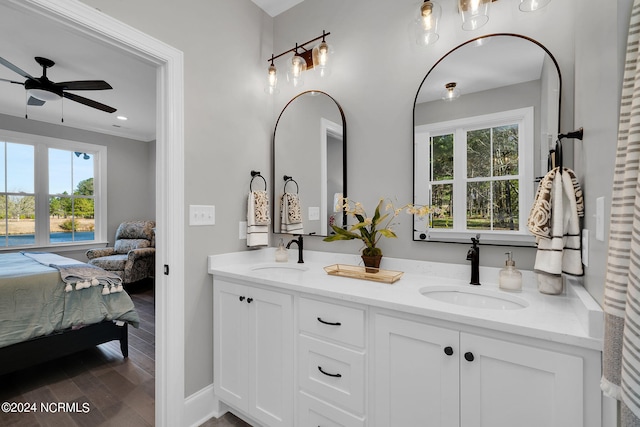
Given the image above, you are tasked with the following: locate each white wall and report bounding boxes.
[79,0,275,396]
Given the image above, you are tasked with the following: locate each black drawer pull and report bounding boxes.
[239,296,245,302]
[318,366,342,378]
[444,346,454,356]
[464,352,475,362]
[317,317,341,326]
[247,297,253,304]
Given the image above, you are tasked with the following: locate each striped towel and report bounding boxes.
[602,1,640,423]
[280,192,304,234]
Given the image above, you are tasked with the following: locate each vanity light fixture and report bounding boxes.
[518,0,551,11]
[265,30,332,94]
[414,0,442,46]
[459,0,493,31]
[442,82,461,101]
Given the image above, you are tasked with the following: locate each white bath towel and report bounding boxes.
[247,191,269,247]
[529,167,583,279]
[280,192,304,234]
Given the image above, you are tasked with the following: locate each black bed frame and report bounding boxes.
[0,321,128,376]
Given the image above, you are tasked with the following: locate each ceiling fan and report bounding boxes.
[0,56,116,113]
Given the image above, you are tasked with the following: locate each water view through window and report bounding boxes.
[1,141,95,247]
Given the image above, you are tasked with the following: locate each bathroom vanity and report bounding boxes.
[208,249,603,427]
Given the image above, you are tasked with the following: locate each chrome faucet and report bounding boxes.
[286,235,304,263]
[466,234,481,286]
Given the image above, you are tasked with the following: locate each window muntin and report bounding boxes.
[0,132,106,249]
[414,107,534,243]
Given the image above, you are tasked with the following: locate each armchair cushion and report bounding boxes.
[114,239,151,254]
[86,247,116,260]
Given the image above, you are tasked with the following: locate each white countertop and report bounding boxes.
[208,248,603,351]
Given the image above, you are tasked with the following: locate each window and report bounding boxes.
[0,131,106,249]
[414,107,534,244]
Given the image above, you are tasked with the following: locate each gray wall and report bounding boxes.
[0,113,155,261]
[77,0,627,398]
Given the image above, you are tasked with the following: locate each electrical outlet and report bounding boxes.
[582,229,589,267]
[308,206,320,221]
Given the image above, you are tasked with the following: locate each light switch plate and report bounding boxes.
[189,205,215,226]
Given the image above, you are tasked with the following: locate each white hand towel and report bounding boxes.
[247,192,268,247]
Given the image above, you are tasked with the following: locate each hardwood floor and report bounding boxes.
[0,281,252,427]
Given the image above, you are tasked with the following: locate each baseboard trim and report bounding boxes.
[184,384,222,427]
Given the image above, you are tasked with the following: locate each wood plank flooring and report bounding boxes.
[0,281,251,427]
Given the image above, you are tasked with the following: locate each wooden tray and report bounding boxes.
[324,264,404,284]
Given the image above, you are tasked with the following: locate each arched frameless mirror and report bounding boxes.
[273,90,347,236]
[413,33,560,246]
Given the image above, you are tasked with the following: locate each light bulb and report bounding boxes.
[414,0,441,46]
[264,63,279,95]
[313,41,332,78]
[287,55,307,87]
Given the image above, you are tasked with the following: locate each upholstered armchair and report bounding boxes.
[86,220,156,284]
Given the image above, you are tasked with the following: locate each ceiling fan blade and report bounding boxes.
[0,77,24,85]
[56,80,113,91]
[0,56,34,79]
[63,92,116,113]
[27,96,46,106]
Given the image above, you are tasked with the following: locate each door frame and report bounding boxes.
[11,1,185,425]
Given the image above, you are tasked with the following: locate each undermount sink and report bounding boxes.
[419,285,528,310]
[250,263,309,272]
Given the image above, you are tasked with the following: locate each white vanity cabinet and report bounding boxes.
[297,297,367,427]
[213,279,294,427]
[372,311,598,427]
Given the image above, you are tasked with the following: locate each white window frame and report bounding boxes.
[0,129,107,251]
[414,107,535,245]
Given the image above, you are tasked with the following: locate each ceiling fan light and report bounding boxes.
[27,88,62,102]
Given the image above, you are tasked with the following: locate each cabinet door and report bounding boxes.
[373,313,459,427]
[248,286,294,427]
[460,333,583,427]
[214,280,250,412]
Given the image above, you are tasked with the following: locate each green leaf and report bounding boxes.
[378,228,397,238]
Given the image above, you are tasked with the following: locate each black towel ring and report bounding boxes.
[250,170,267,191]
[283,175,299,194]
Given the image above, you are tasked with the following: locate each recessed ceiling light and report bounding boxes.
[116,115,128,121]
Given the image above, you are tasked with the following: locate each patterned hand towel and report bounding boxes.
[280,192,304,234]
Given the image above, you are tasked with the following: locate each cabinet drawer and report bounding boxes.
[298,334,365,415]
[299,297,365,348]
[298,391,365,427]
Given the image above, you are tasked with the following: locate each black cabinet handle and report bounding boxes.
[247,298,253,304]
[239,296,245,302]
[444,346,454,356]
[318,366,342,378]
[464,352,474,362]
[317,317,341,326]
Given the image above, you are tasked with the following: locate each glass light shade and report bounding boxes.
[287,54,307,87]
[458,0,491,31]
[414,0,441,46]
[27,88,62,101]
[312,41,332,78]
[441,82,460,101]
[264,63,279,95]
[519,0,551,11]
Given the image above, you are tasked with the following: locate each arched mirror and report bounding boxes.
[273,91,347,236]
[413,34,560,246]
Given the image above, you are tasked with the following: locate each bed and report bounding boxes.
[0,252,140,375]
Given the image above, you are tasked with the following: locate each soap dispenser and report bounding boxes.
[275,238,288,262]
[499,251,522,292]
